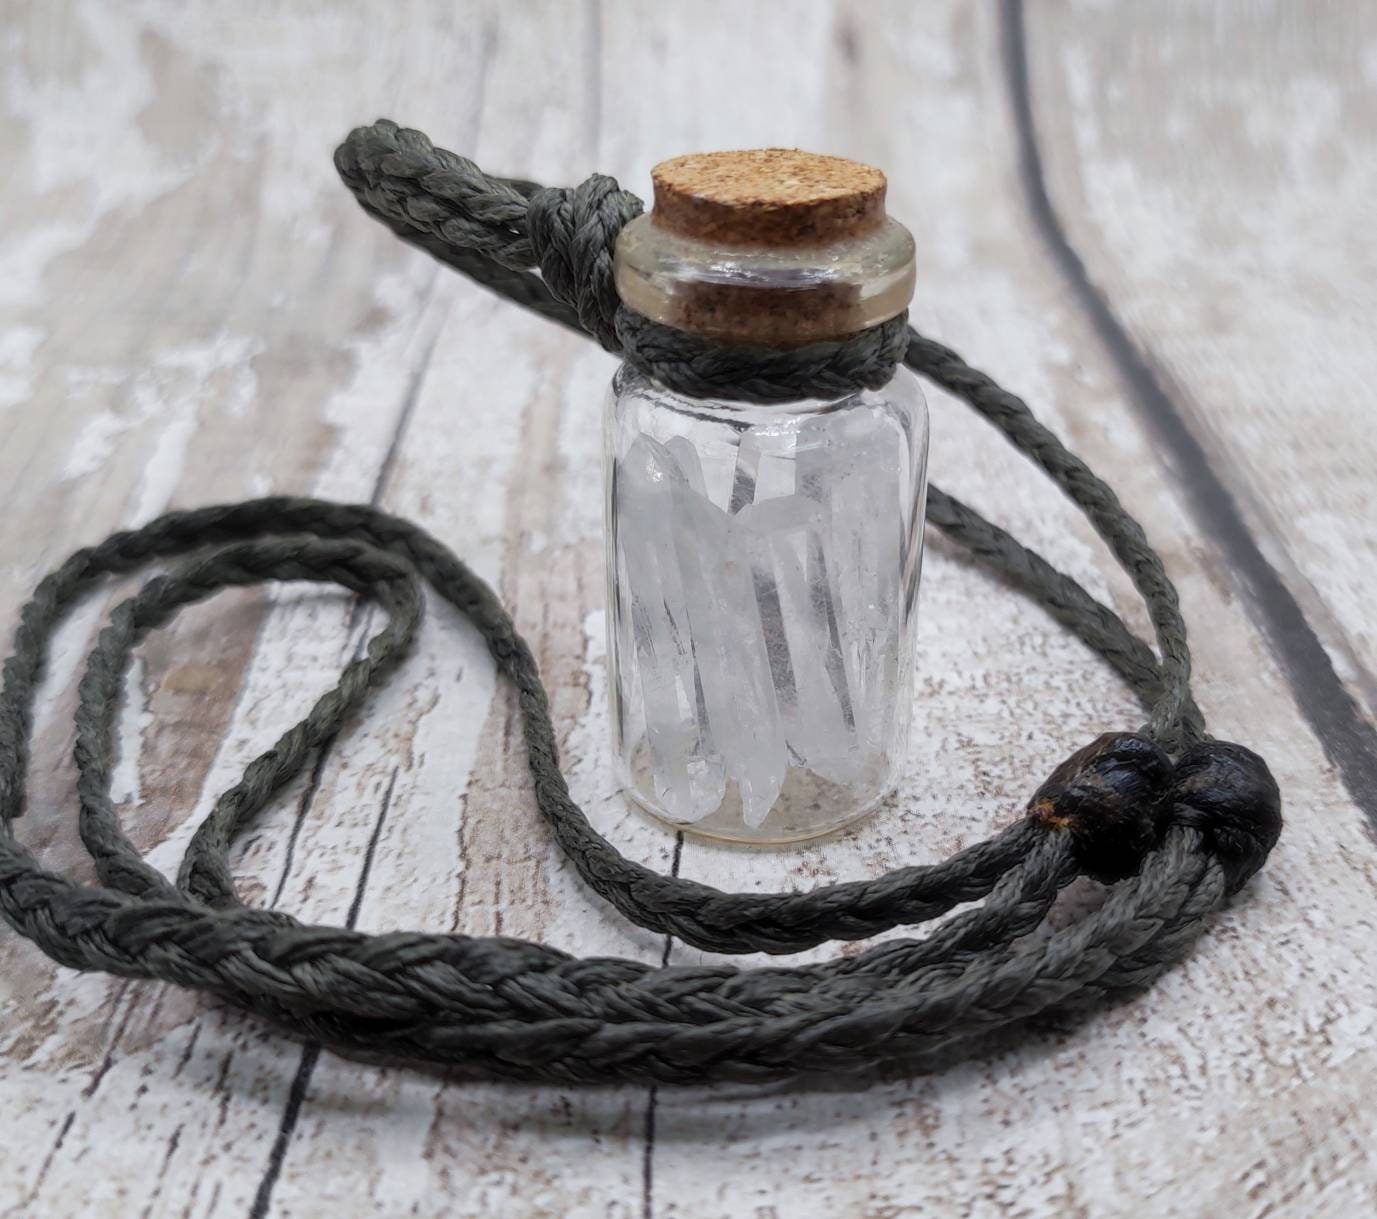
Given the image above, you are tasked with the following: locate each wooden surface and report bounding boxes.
[2,2,1375,1216]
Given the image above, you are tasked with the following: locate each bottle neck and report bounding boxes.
[612,214,916,348]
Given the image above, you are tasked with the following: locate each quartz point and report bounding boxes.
[736,494,863,784]
[667,454,786,826]
[798,408,905,757]
[618,436,726,819]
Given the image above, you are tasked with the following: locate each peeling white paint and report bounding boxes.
[111,654,149,807]
[0,325,45,411]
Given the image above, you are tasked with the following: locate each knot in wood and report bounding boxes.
[1028,732,1173,883]
[1163,741,1282,895]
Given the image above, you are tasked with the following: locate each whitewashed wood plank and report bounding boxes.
[1028,0,1377,720]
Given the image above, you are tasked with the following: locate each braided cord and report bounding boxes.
[0,121,1280,1084]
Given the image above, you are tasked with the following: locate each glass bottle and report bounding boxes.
[604,149,929,843]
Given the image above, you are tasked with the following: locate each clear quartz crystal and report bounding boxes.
[605,367,928,842]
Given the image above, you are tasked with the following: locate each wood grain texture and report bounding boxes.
[0,2,1373,1217]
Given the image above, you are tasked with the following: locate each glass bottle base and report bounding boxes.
[618,735,895,845]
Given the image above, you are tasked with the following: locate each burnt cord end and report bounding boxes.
[1165,740,1282,895]
[1031,732,1282,892]
[1029,732,1173,883]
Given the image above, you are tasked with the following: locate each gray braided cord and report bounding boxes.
[0,500,1226,1082]
[0,122,1280,1085]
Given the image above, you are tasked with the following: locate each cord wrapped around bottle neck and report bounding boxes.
[335,119,910,404]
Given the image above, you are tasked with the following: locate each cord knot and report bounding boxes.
[528,176,643,352]
[1162,740,1281,894]
[1028,732,1173,882]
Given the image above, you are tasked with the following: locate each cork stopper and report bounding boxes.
[650,149,888,247]
[614,147,915,349]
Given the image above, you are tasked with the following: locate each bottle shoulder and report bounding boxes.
[611,362,926,428]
